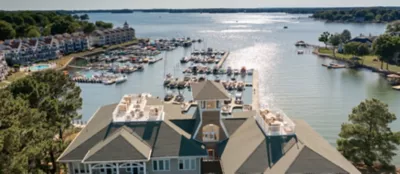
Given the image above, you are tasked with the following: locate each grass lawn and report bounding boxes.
[0,82,8,88]
[6,71,27,82]
[318,48,400,72]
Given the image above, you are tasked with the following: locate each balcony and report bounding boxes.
[255,109,295,136]
[112,93,164,122]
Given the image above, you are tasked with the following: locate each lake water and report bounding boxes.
[83,13,400,164]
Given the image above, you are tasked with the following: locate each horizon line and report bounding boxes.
[1,6,400,11]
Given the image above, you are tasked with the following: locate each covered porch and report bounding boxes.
[70,161,146,174]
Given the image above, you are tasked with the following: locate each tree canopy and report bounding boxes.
[313,8,400,23]
[0,20,16,40]
[344,42,370,56]
[0,11,109,39]
[341,29,352,42]
[386,20,400,33]
[0,69,82,173]
[95,21,113,29]
[318,31,330,48]
[337,99,400,167]
[372,34,400,69]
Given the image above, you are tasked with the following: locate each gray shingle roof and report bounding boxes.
[82,126,152,162]
[191,80,230,100]
[58,98,206,162]
[220,117,266,174]
[58,103,117,162]
[221,118,247,136]
[265,119,361,174]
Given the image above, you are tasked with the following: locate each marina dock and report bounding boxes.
[252,70,260,111]
[217,51,230,68]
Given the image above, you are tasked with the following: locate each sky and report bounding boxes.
[1,0,400,10]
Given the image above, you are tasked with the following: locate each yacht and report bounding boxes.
[115,75,127,84]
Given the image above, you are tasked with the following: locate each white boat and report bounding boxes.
[103,79,115,85]
[247,69,254,75]
[115,75,127,84]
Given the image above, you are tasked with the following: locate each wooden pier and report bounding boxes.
[252,70,260,111]
[217,52,230,68]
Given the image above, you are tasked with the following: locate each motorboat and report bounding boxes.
[240,66,246,76]
[233,69,240,76]
[227,67,232,76]
[237,81,245,91]
[168,81,178,89]
[183,76,191,82]
[178,81,186,89]
[297,50,304,54]
[247,69,254,75]
[295,41,307,47]
[174,94,185,103]
[180,57,189,63]
[115,75,127,84]
[199,76,206,82]
[137,64,144,71]
[284,26,288,29]
[103,79,115,85]
[235,92,243,104]
[164,91,174,102]
[142,57,149,63]
[213,66,219,74]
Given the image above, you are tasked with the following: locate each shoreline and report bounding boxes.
[312,48,400,76]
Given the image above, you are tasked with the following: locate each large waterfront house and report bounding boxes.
[90,22,135,47]
[58,80,360,174]
[1,37,59,65]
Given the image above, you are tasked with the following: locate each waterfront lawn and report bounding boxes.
[318,48,400,72]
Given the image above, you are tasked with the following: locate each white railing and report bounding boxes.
[255,109,295,136]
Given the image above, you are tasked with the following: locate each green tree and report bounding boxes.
[319,31,330,48]
[337,99,400,167]
[72,14,80,20]
[80,14,89,21]
[26,26,41,37]
[0,90,47,173]
[341,29,352,42]
[0,20,16,40]
[67,22,81,33]
[83,22,96,34]
[372,34,399,69]
[22,15,36,26]
[356,43,370,56]
[344,42,359,55]
[6,70,82,173]
[329,33,341,57]
[386,20,400,33]
[95,21,113,29]
[51,20,70,35]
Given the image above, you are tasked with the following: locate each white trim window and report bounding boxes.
[152,159,170,171]
[178,158,196,171]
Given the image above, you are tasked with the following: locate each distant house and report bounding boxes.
[347,34,377,47]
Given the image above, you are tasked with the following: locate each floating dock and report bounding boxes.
[217,52,230,68]
[252,70,260,111]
